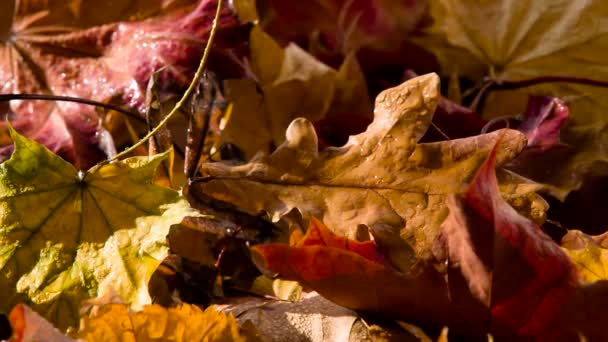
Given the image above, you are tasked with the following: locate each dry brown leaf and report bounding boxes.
[222,27,371,159]
[199,73,546,268]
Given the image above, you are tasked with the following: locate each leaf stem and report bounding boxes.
[486,76,608,90]
[109,0,224,163]
[0,93,144,122]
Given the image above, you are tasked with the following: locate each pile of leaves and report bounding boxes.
[1,0,607,340]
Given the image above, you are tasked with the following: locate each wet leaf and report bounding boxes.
[0,0,240,168]
[420,0,608,195]
[0,127,197,329]
[200,74,545,270]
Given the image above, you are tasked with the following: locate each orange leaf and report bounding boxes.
[250,219,488,339]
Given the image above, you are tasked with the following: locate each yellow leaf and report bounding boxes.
[419,0,608,194]
[561,230,608,282]
[72,304,250,342]
[0,127,198,329]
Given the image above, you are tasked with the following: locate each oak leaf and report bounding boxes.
[249,142,608,339]
[200,73,546,268]
[0,0,240,168]
[419,0,608,195]
[0,127,197,330]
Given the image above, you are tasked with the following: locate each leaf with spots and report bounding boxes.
[199,73,547,271]
[0,127,197,330]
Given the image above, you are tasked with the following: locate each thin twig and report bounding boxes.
[109,0,224,162]
[486,76,608,90]
[0,93,145,122]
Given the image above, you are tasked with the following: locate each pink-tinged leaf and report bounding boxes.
[444,137,586,338]
[484,96,569,150]
[516,96,568,149]
[0,0,244,169]
[256,0,426,53]
[501,96,571,198]
[8,304,74,342]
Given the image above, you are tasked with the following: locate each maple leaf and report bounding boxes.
[199,73,546,269]
[0,0,241,169]
[222,27,372,159]
[419,0,608,195]
[0,127,198,330]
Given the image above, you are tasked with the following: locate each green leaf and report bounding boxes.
[0,127,197,330]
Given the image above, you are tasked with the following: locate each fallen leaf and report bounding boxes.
[502,96,572,199]
[248,139,606,339]
[72,303,252,341]
[217,292,422,342]
[249,217,487,339]
[0,0,241,169]
[222,27,372,159]
[8,304,72,342]
[200,73,545,269]
[440,138,608,339]
[511,96,569,150]
[249,276,303,301]
[419,0,608,195]
[0,127,197,329]
[561,230,608,283]
[8,302,253,342]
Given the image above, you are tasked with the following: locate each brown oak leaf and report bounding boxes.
[198,73,547,270]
